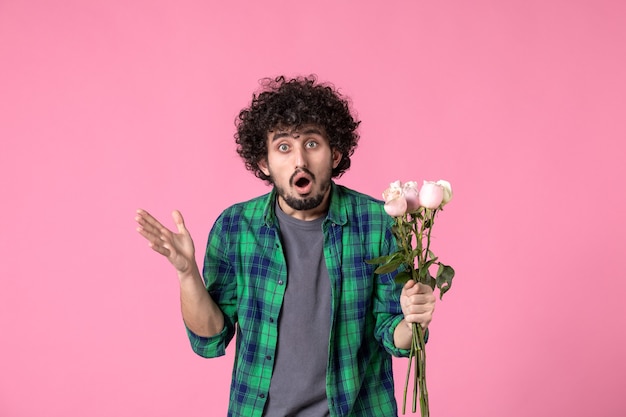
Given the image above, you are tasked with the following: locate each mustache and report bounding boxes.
[289,168,316,186]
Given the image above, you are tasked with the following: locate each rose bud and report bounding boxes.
[383,181,407,217]
[418,181,444,209]
[402,181,420,212]
[436,180,453,207]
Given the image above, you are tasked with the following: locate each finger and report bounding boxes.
[404,303,432,314]
[408,290,436,305]
[135,214,166,238]
[136,219,160,238]
[403,279,417,291]
[172,210,187,234]
[136,209,168,232]
[403,280,423,298]
[136,210,176,241]
[136,208,157,225]
[405,313,433,328]
[415,283,434,294]
[404,299,435,322]
[148,241,171,257]
[137,225,169,248]
[135,217,160,237]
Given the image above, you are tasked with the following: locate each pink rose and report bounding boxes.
[418,181,444,209]
[402,181,420,212]
[382,180,403,202]
[436,180,453,207]
[382,181,407,217]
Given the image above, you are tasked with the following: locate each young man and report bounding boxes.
[135,76,436,417]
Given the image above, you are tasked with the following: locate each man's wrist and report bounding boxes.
[177,262,201,283]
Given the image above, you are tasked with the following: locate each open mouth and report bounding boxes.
[295,177,310,188]
[291,171,314,194]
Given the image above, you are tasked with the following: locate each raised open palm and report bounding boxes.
[135,209,196,275]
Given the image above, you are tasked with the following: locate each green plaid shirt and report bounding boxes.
[187,183,409,417]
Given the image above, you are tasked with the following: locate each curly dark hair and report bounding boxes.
[235,75,361,182]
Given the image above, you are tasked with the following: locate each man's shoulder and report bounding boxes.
[332,184,393,231]
[226,192,271,211]
[332,184,394,247]
[334,184,385,211]
[214,192,271,225]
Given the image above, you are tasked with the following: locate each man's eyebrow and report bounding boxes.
[270,131,290,141]
[270,127,324,141]
[301,128,323,136]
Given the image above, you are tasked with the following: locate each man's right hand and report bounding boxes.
[136,209,224,337]
[135,209,196,276]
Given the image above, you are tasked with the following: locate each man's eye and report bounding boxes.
[306,141,318,149]
[278,144,289,152]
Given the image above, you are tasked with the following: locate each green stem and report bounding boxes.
[424,210,434,265]
[397,211,432,416]
[403,337,413,415]
[417,324,429,417]
[398,216,413,270]
[413,324,419,413]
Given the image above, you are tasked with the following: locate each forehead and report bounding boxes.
[268,124,327,140]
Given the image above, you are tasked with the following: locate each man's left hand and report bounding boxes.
[400,280,436,329]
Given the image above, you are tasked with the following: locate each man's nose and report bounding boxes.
[293,145,307,168]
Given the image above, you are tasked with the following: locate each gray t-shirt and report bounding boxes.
[264,203,332,417]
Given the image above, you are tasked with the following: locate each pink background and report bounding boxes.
[1,1,625,416]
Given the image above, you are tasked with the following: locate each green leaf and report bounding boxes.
[394,271,412,284]
[366,250,404,266]
[417,267,435,288]
[392,222,410,235]
[365,255,390,265]
[418,266,429,279]
[423,257,438,269]
[436,264,455,300]
[374,257,404,274]
[426,275,436,289]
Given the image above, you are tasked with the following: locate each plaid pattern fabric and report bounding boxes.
[187,183,409,417]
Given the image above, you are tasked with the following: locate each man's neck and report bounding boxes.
[276,192,331,221]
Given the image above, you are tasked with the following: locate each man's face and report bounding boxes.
[258,124,342,220]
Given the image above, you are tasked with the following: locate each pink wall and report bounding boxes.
[1,1,625,416]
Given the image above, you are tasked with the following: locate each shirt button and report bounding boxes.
[259,394,266,399]
[266,355,272,360]
[278,280,284,285]
[269,318,274,323]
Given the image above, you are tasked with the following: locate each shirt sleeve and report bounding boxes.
[372,224,411,358]
[372,274,411,357]
[371,221,432,357]
[185,212,238,357]
[186,321,235,357]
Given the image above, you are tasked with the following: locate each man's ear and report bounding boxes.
[258,158,270,176]
[332,149,342,169]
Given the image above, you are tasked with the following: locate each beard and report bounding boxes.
[274,179,332,211]
[279,187,327,211]
[271,167,333,212]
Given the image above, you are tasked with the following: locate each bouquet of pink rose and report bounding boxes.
[367,180,455,416]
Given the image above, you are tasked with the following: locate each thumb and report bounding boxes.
[171,210,187,234]
[415,282,434,294]
[404,279,418,291]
